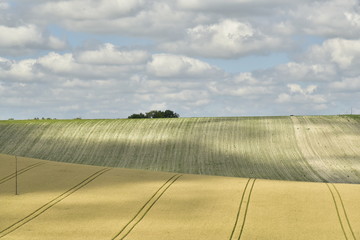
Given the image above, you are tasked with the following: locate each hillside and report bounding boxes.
[0,115,359,183]
[1,154,359,240]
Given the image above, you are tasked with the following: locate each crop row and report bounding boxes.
[0,115,359,183]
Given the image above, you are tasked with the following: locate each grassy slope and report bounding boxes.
[0,115,359,183]
[1,154,359,240]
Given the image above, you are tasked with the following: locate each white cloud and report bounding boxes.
[276,84,326,106]
[305,38,360,69]
[275,85,328,115]
[33,1,193,38]
[36,0,145,20]
[274,38,360,82]
[0,57,43,82]
[276,93,291,103]
[275,62,337,82]
[0,56,11,69]
[209,83,270,97]
[233,72,259,84]
[146,54,221,78]
[0,24,67,55]
[0,1,9,10]
[160,19,286,58]
[36,52,78,76]
[345,11,360,27]
[0,25,42,46]
[330,77,360,91]
[0,45,225,118]
[32,49,147,80]
[320,39,360,69]
[287,84,317,95]
[75,43,150,65]
[176,0,310,14]
[1,0,360,118]
[208,72,273,99]
[291,0,360,38]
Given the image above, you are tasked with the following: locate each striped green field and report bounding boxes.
[0,115,359,183]
[1,154,359,240]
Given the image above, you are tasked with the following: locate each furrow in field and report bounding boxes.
[291,116,331,182]
[28,121,79,161]
[229,178,256,240]
[291,115,360,183]
[121,119,166,170]
[112,174,182,240]
[0,168,111,238]
[64,120,105,164]
[326,183,356,240]
[1,116,359,183]
[0,162,45,185]
[317,116,360,181]
[0,122,48,156]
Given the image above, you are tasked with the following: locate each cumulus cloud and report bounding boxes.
[307,38,360,71]
[1,0,360,118]
[160,19,286,58]
[36,0,145,20]
[75,43,150,65]
[330,77,360,91]
[146,54,222,78]
[0,44,224,118]
[209,72,272,98]
[176,0,312,14]
[0,1,9,10]
[36,52,77,75]
[33,1,193,38]
[291,0,360,38]
[274,38,360,82]
[0,57,44,82]
[0,24,67,56]
[288,84,317,95]
[275,62,337,82]
[276,84,328,113]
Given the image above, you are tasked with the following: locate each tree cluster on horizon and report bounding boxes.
[128,110,179,119]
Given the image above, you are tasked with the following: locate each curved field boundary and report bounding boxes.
[0,167,111,238]
[326,183,356,240]
[229,178,256,240]
[0,162,45,185]
[112,174,182,240]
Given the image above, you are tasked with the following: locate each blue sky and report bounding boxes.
[0,0,360,119]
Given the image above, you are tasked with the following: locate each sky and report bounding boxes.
[0,0,360,119]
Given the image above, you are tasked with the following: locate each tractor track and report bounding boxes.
[0,167,111,238]
[229,178,256,240]
[112,174,182,240]
[326,183,356,240]
[0,162,45,185]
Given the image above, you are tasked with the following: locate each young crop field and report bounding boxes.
[0,115,359,183]
[1,154,359,240]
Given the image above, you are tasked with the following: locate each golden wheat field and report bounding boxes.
[1,153,359,240]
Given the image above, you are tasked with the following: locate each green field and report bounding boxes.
[0,115,359,183]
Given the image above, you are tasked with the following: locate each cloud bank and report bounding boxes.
[0,0,359,119]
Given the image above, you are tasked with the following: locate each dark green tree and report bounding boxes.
[128,113,147,119]
[128,110,179,119]
[164,110,179,118]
